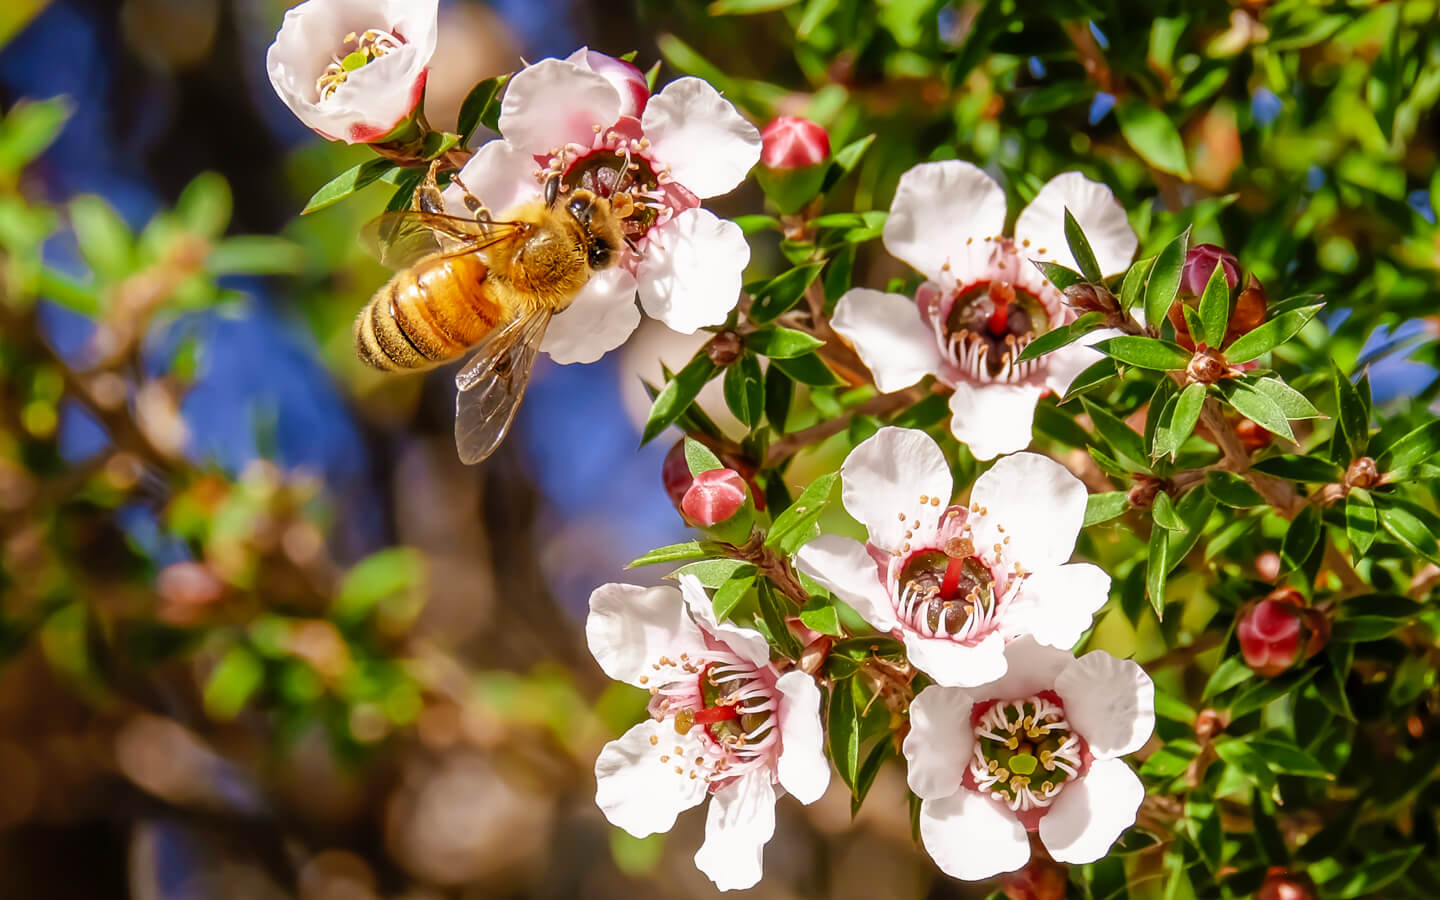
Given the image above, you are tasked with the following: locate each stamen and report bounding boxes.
[316,29,406,103]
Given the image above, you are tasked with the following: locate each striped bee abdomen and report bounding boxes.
[355,252,502,371]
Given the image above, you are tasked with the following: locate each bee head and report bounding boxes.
[563,189,622,271]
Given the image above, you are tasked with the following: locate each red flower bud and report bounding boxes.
[662,441,694,510]
[1181,244,1240,297]
[681,468,748,526]
[1238,588,1328,677]
[569,48,650,118]
[1257,868,1318,900]
[760,116,831,169]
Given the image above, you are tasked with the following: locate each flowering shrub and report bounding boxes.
[5,1,1440,897]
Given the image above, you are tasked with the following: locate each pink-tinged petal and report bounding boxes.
[566,47,650,118]
[586,582,708,687]
[678,575,770,668]
[595,718,710,837]
[442,138,540,218]
[635,208,747,333]
[947,382,1044,461]
[1042,327,1118,396]
[775,671,830,805]
[830,288,942,393]
[693,771,776,892]
[1038,758,1144,864]
[642,77,761,199]
[1004,563,1111,651]
[919,791,1030,881]
[499,57,621,155]
[794,535,897,631]
[903,686,976,800]
[903,631,1008,688]
[541,268,640,364]
[1054,651,1155,759]
[681,468,747,526]
[970,636,1072,701]
[969,451,1087,573]
[840,427,953,551]
[883,160,1009,282]
[1014,171,1137,277]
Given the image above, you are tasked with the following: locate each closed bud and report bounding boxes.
[1344,456,1379,489]
[1230,274,1268,335]
[1235,418,1272,451]
[705,330,744,367]
[662,441,694,510]
[1186,346,1228,384]
[1002,856,1068,900]
[1181,244,1240,297]
[1194,708,1225,741]
[760,116,831,169]
[1257,868,1318,900]
[1062,282,1116,313]
[682,468,748,527]
[1238,587,1328,677]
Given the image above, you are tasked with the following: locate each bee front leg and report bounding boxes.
[447,171,493,236]
[413,160,447,215]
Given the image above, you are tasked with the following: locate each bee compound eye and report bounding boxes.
[588,244,611,269]
[568,196,591,223]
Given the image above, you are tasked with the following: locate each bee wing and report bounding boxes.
[453,306,554,465]
[359,211,526,270]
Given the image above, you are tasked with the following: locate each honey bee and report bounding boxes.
[355,163,634,464]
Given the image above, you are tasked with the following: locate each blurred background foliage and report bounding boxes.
[0,0,1436,898]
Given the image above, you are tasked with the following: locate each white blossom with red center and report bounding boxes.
[794,427,1109,687]
[903,637,1154,880]
[266,0,438,144]
[441,50,760,365]
[830,161,1138,459]
[588,575,828,892]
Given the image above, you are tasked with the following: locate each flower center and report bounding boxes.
[894,537,1000,641]
[940,281,1050,383]
[970,692,1084,812]
[316,29,405,103]
[562,149,664,239]
[649,655,779,787]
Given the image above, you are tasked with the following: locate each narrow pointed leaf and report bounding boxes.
[1144,228,1190,332]
[1197,255,1231,347]
[1224,304,1323,363]
[1062,208,1104,282]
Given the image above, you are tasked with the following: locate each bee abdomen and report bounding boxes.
[355,254,502,372]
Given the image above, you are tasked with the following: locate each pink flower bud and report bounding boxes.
[1238,595,1303,677]
[1181,244,1240,297]
[760,116,831,169]
[567,47,650,118]
[681,468,748,526]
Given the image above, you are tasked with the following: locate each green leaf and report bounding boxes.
[1197,260,1230,348]
[828,678,860,790]
[1147,524,1170,619]
[1201,655,1253,701]
[669,558,751,588]
[684,438,724,476]
[176,172,232,238]
[1153,382,1205,460]
[766,472,838,555]
[1249,738,1332,778]
[745,326,825,359]
[1144,228,1190,332]
[301,158,397,214]
[1120,254,1156,314]
[1081,397,1150,471]
[335,547,425,627]
[1062,208,1104,282]
[723,353,764,429]
[799,597,843,637]
[748,263,824,324]
[1222,381,1295,442]
[1345,488,1377,555]
[765,364,793,434]
[1327,847,1424,899]
[208,236,307,275]
[712,567,758,620]
[1229,669,1315,718]
[0,97,71,174]
[851,741,891,815]
[203,646,264,721]
[69,195,132,280]
[1116,98,1191,177]
[628,541,707,567]
[820,133,876,192]
[1084,491,1129,527]
[1281,504,1322,572]
[1332,364,1370,459]
[642,352,719,444]
[1377,419,1440,470]
[1031,259,1084,292]
[456,74,509,141]
[1224,304,1323,363]
[733,214,782,234]
[1015,311,1104,364]
[756,578,800,659]
[1205,471,1265,507]
[1250,377,1322,420]
[1377,499,1440,565]
[37,270,101,317]
[1152,492,1187,533]
[770,352,842,386]
[1251,454,1343,482]
[1214,740,1276,790]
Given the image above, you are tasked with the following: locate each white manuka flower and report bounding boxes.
[267,0,438,144]
[831,161,1137,459]
[587,575,829,892]
[442,49,760,364]
[795,427,1109,687]
[903,637,1154,880]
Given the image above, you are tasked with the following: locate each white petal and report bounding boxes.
[947,382,1044,461]
[775,671,830,805]
[635,208,747,333]
[693,771,776,891]
[902,686,975,800]
[903,631,1008,688]
[1015,171,1137,277]
[1004,563,1111,651]
[970,635,1073,700]
[1054,651,1155,759]
[793,535,897,631]
[678,575,771,668]
[1039,758,1144,864]
[840,426,953,551]
[586,582,708,687]
[641,77,761,199]
[883,161,1009,282]
[830,289,942,393]
[1042,327,1116,397]
[541,268,640,364]
[594,718,710,837]
[969,451,1087,572]
[442,138,539,219]
[919,791,1030,881]
[499,57,621,155]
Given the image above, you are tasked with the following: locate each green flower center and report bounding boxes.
[970,694,1084,811]
[316,29,405,103]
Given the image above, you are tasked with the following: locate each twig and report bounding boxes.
[764,385,926,466]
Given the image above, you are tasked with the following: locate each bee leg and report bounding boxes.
[413,160,447,215]
[446,172,493,236]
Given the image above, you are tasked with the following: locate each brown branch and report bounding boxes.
[764,385,926,467]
